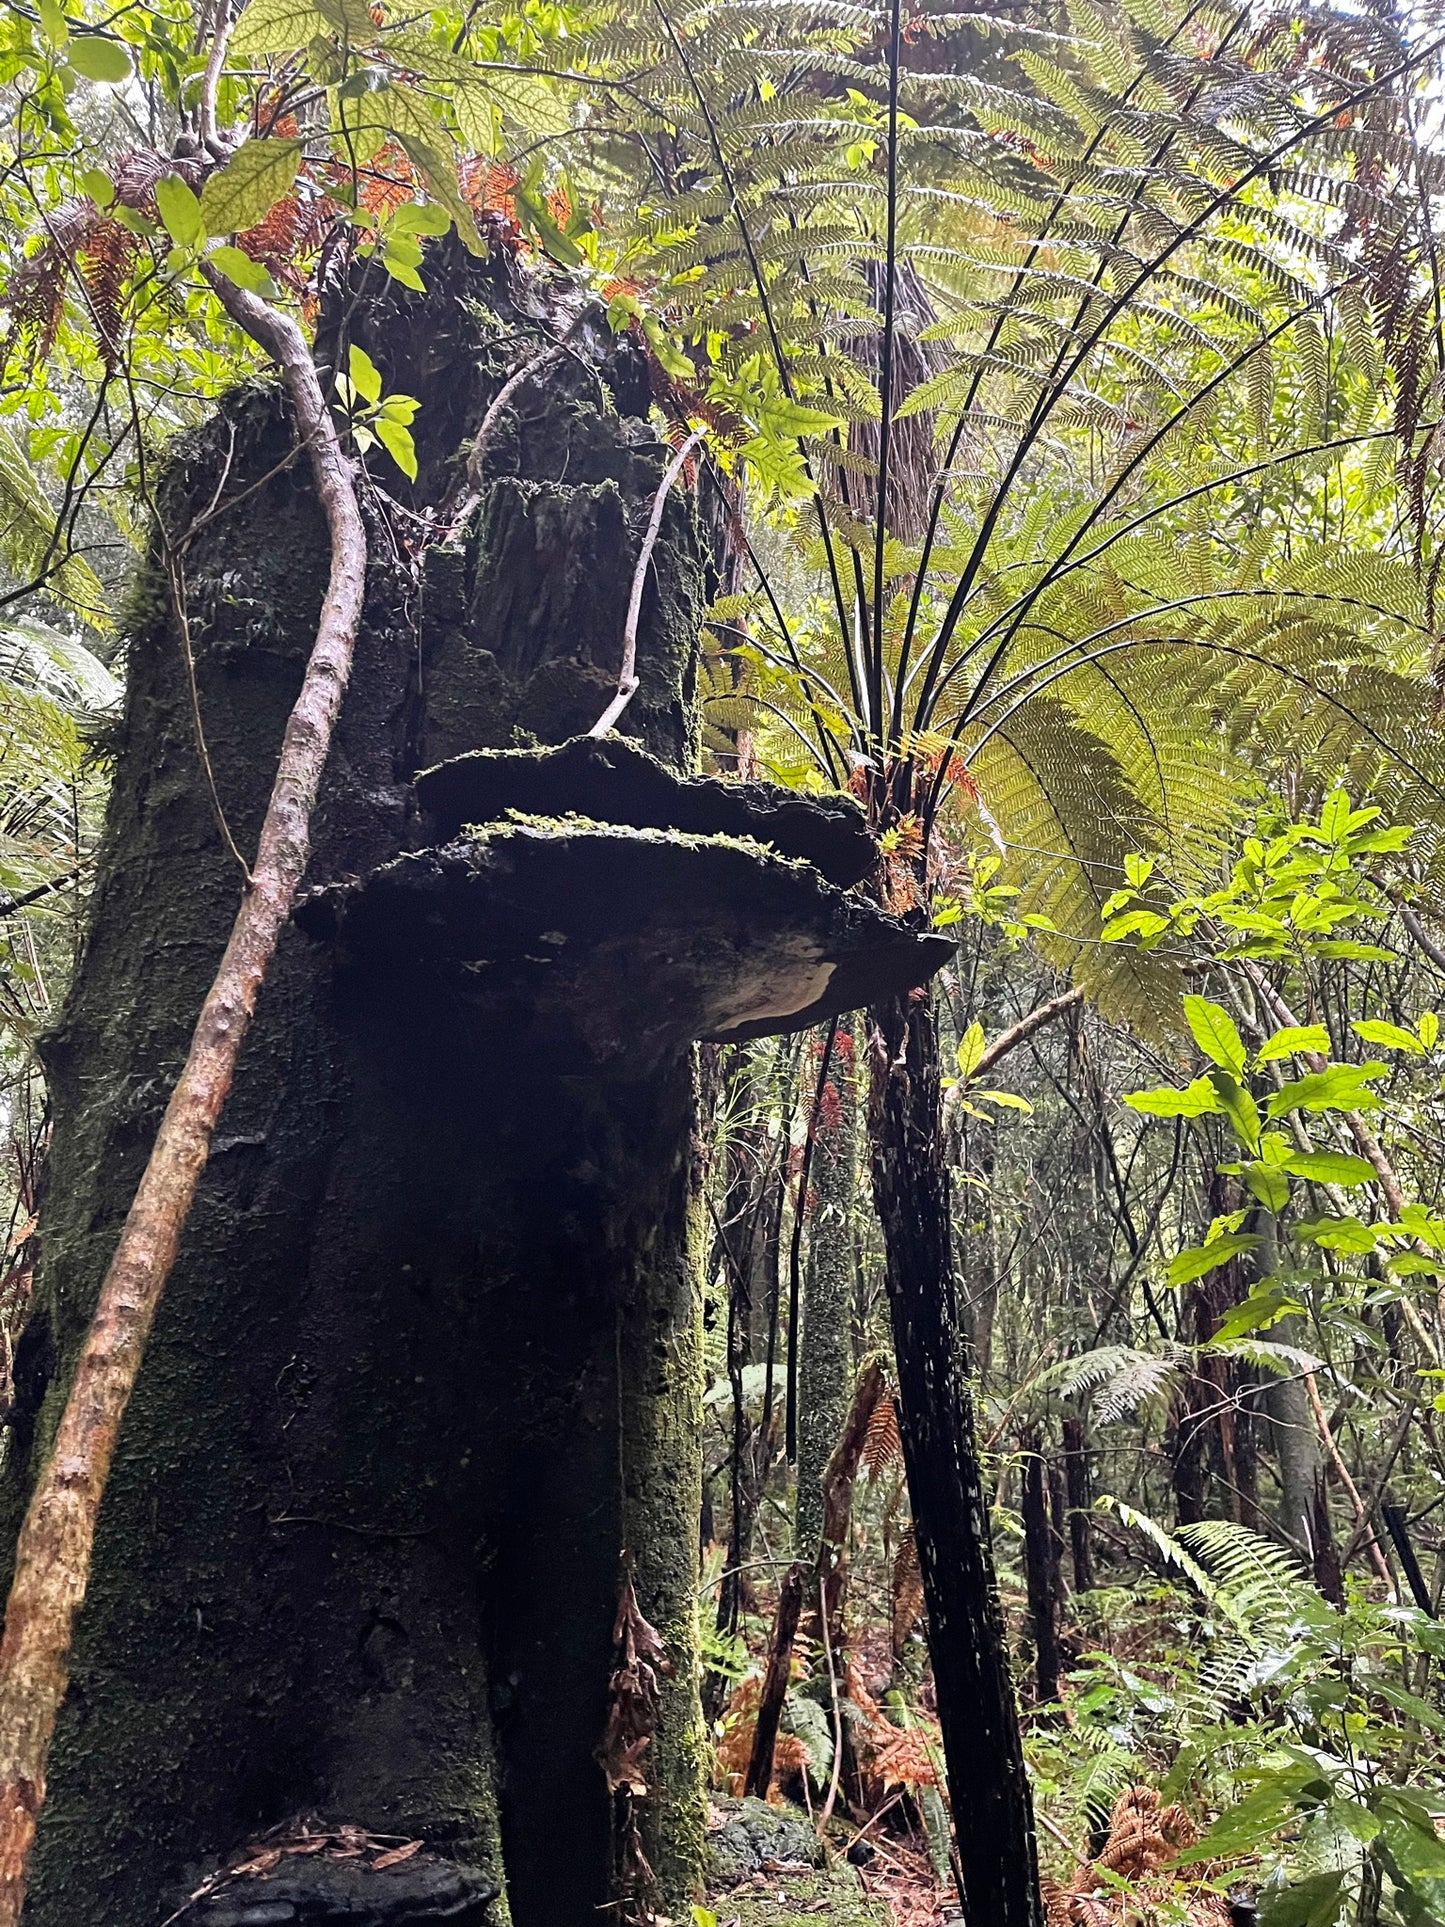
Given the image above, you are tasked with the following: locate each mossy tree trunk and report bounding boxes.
[794,1019,857,1565]
[1,249,715,1927]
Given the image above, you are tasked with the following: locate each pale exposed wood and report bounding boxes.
[0,270,366,1926]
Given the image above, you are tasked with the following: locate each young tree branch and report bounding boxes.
[970,986,1085,1085]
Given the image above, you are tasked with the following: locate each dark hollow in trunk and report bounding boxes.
[867,991,1043,1927]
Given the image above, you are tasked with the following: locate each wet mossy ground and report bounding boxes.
[708,1859,889,1927]
[705,1799,887,1927]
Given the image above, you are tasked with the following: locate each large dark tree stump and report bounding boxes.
[1,244,950,1927]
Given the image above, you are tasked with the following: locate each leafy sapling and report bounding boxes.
[333,345,422,481]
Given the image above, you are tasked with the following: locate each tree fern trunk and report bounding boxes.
[867,989,1043,1927]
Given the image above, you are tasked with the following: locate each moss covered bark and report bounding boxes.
[794,1021,857,1563]
[3,246,715,1927]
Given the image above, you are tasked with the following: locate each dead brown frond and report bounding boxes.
[602,1568,673,1922]
[78,219,139,372]
[862,1391,904,1482]
[1044,1786,1230,1927]
[891,1526,925,1657]
[4,199,101,364]
[714,1673,810,1799]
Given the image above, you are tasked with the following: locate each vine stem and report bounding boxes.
[589,427,704,738]
[0,267,366,1927]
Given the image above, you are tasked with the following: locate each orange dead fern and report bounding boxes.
[862,1390,904,1482]
[77,219,138,372]
[1044,1787,1231,1927]
[891,1526,926,1657]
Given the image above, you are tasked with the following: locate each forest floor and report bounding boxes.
[704,1797,947,1927]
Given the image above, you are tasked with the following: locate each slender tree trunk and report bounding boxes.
[1021,1439,1061,1707]
[795,1019,857,1562]
[813,1356,886,1641]
[744,1560,808,1798]
[0,275,367,1927]
[867,989,1043,1927]
[1061,1415,1095,1592]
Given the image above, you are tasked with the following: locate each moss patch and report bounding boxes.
[708,1859,889,1927]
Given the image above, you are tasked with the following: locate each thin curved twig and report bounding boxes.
[589,428,704,738]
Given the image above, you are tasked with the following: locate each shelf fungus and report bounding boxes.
[297,737,954,1066]
[185,1847,499,1924]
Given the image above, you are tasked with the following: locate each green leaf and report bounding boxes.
[1213,1285,1305,1341]
[1295,1214,1380,1254]
[1378,1793,1445,1917]
[155,174,205,248]
[1278,1149,1376,1185]
[1178,1766,1320,1860]
[68,35,131,81]
[1256,1024,1331,1064]
[79,167,115,208]
[1166,1232,1260,1286]
[1310,940,1397,962]
[1327,1799,1381,1845]
[1210,1069,1261,1153]
[200,138,304,236]
[1372,1678,1445,1737]
[976,1090,1033,1114]
[230,0,332,52]
[1420,1010,1440,1049]
[316,0,380,38]
[1243,1161,1290,1211]
[347,345,383,405]
[1266,1063,1387,1117]
[1394,1203,1445,1246]
[1123,1077,1223,1119]
[37,0,69,49]
[381,250,425,292]
[373,417,418,480]
[380,86,485,256]
[207,245,277,294]
[1184,995,1246,1076]
[956,1020,985,1080]
[1352,1018,1425,1054]
[1319,788,1351,841]
[1258,1872,1344,1927]
[390,201,453,237]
